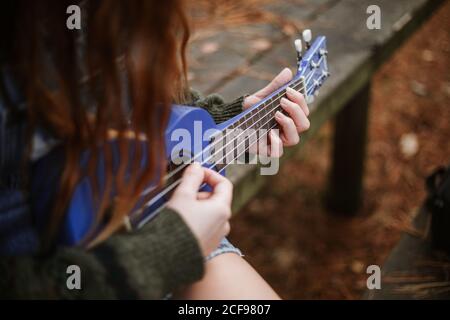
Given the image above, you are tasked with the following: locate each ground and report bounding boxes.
[227,2,450,299]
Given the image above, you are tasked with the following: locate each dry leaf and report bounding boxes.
[410,80,428,97]
[400,133,419,158]
[200,42,219,54]
[350,260,365,274]
[250,38,272,51]
[422,49,435,62]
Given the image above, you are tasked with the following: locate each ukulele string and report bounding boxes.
[131,57,328,225]
[150,52,324,193]
[132,78,322,218]
[131,117,282,228]
[136,71,324,212]
[132,105,298,227]
[139,78,303,198]
[144,62,322,196]
[141,56,324,198]
[204,60,324,168]
[152,54,324,191]
[141,73,309,197]
[205,74,327,175]
[131,117,283,228]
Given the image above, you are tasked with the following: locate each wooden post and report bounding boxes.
[326,81,371,215]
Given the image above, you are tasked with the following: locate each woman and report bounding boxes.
[0,0,309,299]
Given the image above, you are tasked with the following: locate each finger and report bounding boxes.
[280,97,310,133]
[202,168,233,205]
[296,107,310,133]
[280,97,303,131]
[275,111,299,146]
[247,140,259,154]
[242,95,261,109]
[286,87,309,116]
[254,68,293,98]
[174,162,205,197]
[197,192,212,200]
[269,129,283,158]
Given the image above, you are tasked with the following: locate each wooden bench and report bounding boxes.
[188,0,446,215]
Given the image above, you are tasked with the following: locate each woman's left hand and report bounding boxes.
[243,68,310,157]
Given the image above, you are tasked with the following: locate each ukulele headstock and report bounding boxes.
[293,29,329,104]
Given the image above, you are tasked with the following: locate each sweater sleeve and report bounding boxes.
[0,208,204,299]
[187,89,246,124]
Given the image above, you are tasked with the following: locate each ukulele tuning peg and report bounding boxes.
[294,39,303,54]
[294,39,303,69]
[302,29,312,49]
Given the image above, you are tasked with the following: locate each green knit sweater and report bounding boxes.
[0,93,244,299]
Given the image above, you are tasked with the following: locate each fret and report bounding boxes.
[277,90,285,100]
[261,113,271,131]
[210,136,224,162]
[239,113,248,130]
[224,132,231,163]
[244,136,250,155]
[214,81,298,166]
[228,121,236,130]
[299,76,307,96]
[272,94,280,106]
[254,109,261,125]
[269,97,277,109]
[236,128,247,160]
[232,133,238,163]
[243,113,249,123]
[248,110,255,126]
[212,35,326,169]
[270,106,277,119]
[208,136,216,163]
[218,73,313,166]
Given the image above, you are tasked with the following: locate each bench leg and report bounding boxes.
[326,81,371,215]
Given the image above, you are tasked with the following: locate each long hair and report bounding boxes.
[0,0,190,249]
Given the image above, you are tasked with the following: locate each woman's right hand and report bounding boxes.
[167,162,233,256]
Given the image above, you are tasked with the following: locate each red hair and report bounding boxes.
[2,0,190,248]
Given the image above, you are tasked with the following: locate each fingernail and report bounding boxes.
[275,111,283,118]
[286,87,295,94]
[280,97,288,105]
[191,162,201,169]
[283,67,291,73]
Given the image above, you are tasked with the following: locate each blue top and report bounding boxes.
[0,68,41,255]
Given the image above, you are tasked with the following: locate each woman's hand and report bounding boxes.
[243,68,310,157]
[167,163,233,256]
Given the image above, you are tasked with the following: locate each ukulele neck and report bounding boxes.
[226,76,307,134]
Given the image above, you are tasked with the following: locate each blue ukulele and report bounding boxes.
[32,30,329,245]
